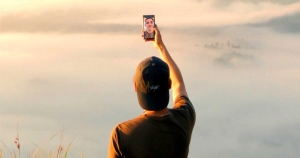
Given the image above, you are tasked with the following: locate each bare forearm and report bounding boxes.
[156,43,188,101]
[150,24,188,101]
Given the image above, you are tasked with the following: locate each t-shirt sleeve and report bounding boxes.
[108,126,124,158]
[173,95,196,124]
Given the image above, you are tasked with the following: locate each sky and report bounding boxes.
[1,0,300,157]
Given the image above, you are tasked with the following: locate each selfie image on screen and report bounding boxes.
[143,15,155,40]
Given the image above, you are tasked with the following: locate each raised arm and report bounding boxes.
[152,25,188,102]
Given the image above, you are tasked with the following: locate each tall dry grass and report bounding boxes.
[0,126,87,158]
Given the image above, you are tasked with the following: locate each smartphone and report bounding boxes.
[143,15,155,40]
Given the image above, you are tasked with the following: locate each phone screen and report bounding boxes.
[143,15,155,40]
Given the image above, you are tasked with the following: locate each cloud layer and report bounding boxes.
[1,1,300,34]
[249,13,300,33]
[208,0,300,6]
[0,8,139,34]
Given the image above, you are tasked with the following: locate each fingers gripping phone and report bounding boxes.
[143,15,155,40]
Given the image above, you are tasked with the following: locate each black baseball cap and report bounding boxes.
[134,56,170,110]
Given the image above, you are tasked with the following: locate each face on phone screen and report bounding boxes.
[143,15,155,40]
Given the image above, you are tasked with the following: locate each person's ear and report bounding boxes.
[169,79,172,89]
[134,81,137,92]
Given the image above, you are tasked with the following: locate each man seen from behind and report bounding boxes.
[108,24,196,158]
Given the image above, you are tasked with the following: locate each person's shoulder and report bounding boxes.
[172,95,196,122]
[115,115,146,133]
[174,95,193,109]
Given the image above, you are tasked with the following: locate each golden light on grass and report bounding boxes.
[0,125,89,158]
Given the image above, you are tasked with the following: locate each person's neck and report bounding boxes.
[144,108,169,116]
[147,30,153,33]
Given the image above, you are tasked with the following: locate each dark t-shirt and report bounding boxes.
[144,31,154,39]
[108,95,196,158]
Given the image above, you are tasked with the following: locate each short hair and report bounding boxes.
[145,18,154,24]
